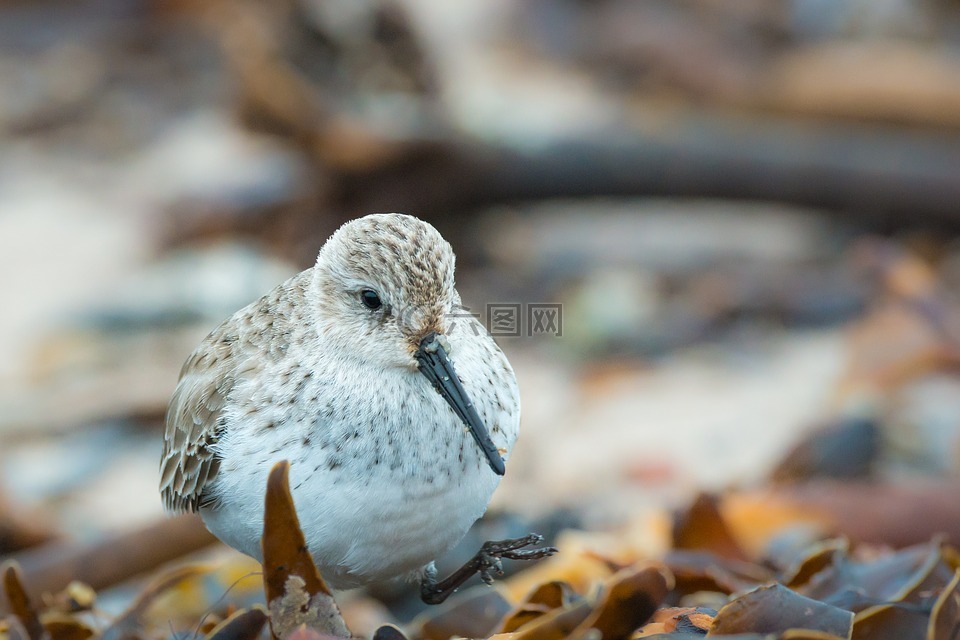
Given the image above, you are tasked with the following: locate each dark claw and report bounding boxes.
[501,547,558,561]
[486,533,544,553]
[479,568,496,585]
[420,533,558,605]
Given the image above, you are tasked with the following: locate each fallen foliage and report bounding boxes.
[3,471,960,639]
[261,462,349,640]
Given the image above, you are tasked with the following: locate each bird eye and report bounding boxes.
[360,289,382,310]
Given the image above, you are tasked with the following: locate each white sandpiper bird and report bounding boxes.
[160,213,554,603]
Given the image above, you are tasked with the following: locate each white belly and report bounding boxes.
[201,448,500,589]
[199,324,519,589]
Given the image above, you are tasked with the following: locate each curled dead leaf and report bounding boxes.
[500,581,582,634]
[417,586,511,640]
[673,494,748,562]
[781,539,849,589]
[204,606,269,640]
[569,566,671,640]
[664,550,773,596]
[2,563,47,640]
[674,608,715,633]
[262,461,349,640]
[505,600,593,640]
[709,583,853,637]
[637,606,714,635]
[802,538,954,611]
[851,604,928,640]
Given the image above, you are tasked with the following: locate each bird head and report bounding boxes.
[311,213,505,475]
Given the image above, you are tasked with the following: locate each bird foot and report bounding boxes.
[420,533,558,605]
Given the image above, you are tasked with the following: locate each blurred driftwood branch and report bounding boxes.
[336,115,960,227]
[169,115,960,265]
[0,515,215,613]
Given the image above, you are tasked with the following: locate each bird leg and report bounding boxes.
[420,533,558,605]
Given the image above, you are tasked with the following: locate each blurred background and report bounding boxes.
[4,0,960,635]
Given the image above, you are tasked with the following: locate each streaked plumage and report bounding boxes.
[160,213,520,589]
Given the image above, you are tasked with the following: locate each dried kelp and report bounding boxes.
[261,461,349,640]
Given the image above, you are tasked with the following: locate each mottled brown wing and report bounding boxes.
[160,271,309,512]
[159,336,236,513]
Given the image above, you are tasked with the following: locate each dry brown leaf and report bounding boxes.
[569,566,671,640]
[632,621,670,637]
[524,581,580,610]
[262,461,349,640]
[500,581,581,634]
[709,583,853,637]
[802,538,951,610]
[505,600,593,640]
[204,606,269,640]
[2,563,48,640]
[262,461,331,601]
[893,542,957,608]
[638,606,713,635]
[501,609,552,636]
[673,494,748,562]
[781,539,848,590]
[417,586,511,640]
[664,550,773,596]
[503,552,612,603]
[675,610,714,633]
[851,604,927,640]
[41,616,93,640]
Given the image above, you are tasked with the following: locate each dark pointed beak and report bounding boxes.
[415,332,506,476]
